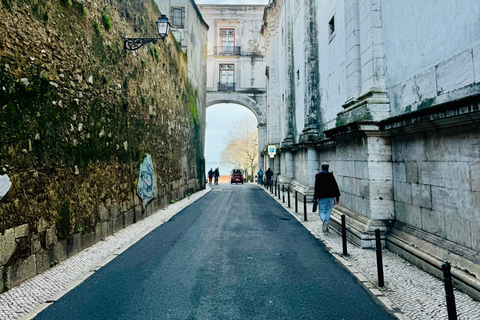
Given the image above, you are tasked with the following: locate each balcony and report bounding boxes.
[218,82,236,91]
[214,46,241,56]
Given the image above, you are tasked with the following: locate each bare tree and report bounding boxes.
[220,117,258,180]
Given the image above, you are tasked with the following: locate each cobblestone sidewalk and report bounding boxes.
[0,188,210,320]
[263,186,480,320]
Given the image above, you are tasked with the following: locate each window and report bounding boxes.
[220,29,235,52]
[219,64,235,91]
[171,7,184,27]
[328,15,336,42]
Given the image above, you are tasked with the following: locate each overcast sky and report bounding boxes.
[195,0,268,4]
[205,104,257,176]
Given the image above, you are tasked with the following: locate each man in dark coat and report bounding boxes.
[265,168,273,187]
[314,162,340,232]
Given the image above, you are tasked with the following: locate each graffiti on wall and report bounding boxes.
[0,174,11,200]
[137,154,157,208]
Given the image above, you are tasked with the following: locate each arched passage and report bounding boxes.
[206,91,267,173]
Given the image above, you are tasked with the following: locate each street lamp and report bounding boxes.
[123,14,170,52]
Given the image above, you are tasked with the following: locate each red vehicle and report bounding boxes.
[230,168,244,184]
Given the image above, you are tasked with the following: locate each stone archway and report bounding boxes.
[206,91,267,171]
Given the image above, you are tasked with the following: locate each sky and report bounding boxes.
[195,0,268,4]
[205,103,257,176]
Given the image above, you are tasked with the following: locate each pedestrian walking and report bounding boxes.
[214,167,220,185]
[257,169,264,185]
[208,168,214,184]
[314,162,340,232]
[265,168,273,187]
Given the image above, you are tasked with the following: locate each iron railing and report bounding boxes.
[218,82,236,91]
[214,46,241,56]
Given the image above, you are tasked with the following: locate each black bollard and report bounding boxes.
[303,195,307,221]
[375,229,384,287]
[288,188,290,207]
[295,191,298,213]
[442,262,458,320]
[282,185,285,203]
[275,182,277,196]
[342,214,348,256]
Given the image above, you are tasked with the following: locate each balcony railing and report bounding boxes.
[218,82,236,91]
[214,46,241,56]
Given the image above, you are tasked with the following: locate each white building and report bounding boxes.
[198,4,268,169]
[262,0,480,299]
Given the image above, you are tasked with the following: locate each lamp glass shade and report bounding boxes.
[156,15,170,38]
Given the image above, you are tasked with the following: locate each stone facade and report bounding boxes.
[0,0,206,291]
[198,4,268,169]
[262,0,480,299]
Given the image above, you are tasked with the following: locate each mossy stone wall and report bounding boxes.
[0,0,204,290]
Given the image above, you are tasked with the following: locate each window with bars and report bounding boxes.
[172,7,184,27]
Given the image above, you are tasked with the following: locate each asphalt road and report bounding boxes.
[35,183,395,320]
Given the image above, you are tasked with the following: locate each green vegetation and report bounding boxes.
[141,94,148,104]
[102,74,109,86]
[149,45,159,61]
[93,21,101,36]
[141,60,146,69]
[101,12,112,31]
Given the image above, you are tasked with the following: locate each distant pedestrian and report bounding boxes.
[257,169,264,185]
[265,168,273,187]
[208,168,214,184]
[314,162,340,232]
[214,168,220,185]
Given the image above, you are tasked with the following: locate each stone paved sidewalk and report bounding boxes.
[263,185,480,320]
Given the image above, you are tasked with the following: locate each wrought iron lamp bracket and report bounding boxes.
[123,37,165,52]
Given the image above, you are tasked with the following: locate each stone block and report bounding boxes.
[414,67,437,104]
[114,213,124,232]
[424,131,461,162]
[82,232,96,250]
[95,222,108,242]
[124,210,134,227]
[98,204,109,221]
[412,183,432,209]
[6,255,36,288]
[31,235,42,254]
[420,208,445,238]
[368,161,392,180]
[444,207,473,248]
[370,180,393,201]
[367,136,391,161]
[111,202,119,219]
[45,226,57,247]
[67,233,82,256]
[392,162,406,182]
[359,179,370,199]
[0,228,16,266]
[443,162,470,190]
[471,162,480,192]
[354,161,368,179]
[460,130,480,162]
[37,217,49,233]
[437,49,475,94]
[370,198,394,220]
[394,181,412,205]
[35,250,51,274]
[15,224,29,238]
[53,240,67,263]
[472,204,480,251]
[405,162,419,183]
[135,205,143,222]
[394,201,421,228]
[418,162,445,187]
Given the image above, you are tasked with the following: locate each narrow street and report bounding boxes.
[34,184,394,320]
